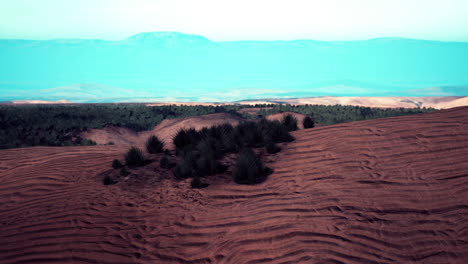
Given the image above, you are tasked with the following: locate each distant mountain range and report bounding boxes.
[1,32,467,102]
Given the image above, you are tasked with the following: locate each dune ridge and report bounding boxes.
[1,107,468,263]
[81,113,243,148]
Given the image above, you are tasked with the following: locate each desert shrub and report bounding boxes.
[108,141,115,145]
[103,176,116,185]
[112,159,123,169]
[173,154,196,179]
[173,129,196,151]
[196,140,226,176]
[263,120,295,143]
[125,147,145,167]
[235,121,264,147]
[146,135,164,154]
[233,148,272,184]
[303,116,315,129]
[160,155,171,169]
[266,141,281,154]
[282,114,298,131]
[191,175,203,189]
[221,131,240,153]
[120,167,130,176]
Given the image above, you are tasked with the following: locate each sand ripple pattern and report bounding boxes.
[1,107,468,263]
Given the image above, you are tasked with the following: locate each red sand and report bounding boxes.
[1,107,468,263]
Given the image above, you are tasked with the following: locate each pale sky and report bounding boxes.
[0,0,467,41]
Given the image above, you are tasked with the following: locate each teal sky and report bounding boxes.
[0,0,467,41]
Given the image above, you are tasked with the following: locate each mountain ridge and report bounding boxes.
[2,31,468,43]
[1,32,467,101]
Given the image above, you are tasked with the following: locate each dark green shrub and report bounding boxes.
[264,120,295,143]
[233,148,272,184]
[266,141,281,154]
[282,114,298,131]
[120,167,130,176]
[125,147,145,167]
[191,175,203,189]
[112,159,123,169]
[173,154,195,179]
[103,176,117,185]
[303,116,315,129]
[221,131,239,153]
[160,155,170,169]
[146,135,164,154]
[173,129,196,151]
[235,121,264,147]
[196,140,226,176]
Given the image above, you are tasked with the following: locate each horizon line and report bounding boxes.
[1,31,468,43]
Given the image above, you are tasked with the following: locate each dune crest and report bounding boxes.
[81,113,244,148]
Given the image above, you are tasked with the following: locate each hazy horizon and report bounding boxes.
[1,0,467,102]
[3,31,468,43]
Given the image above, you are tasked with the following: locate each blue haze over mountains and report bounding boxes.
[1,32,467,102]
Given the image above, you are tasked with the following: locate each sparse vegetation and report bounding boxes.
[120,167,130,176]
[191,175,203,188]
[112,159,123,169]
[125,147,145,167]
[103,176,117,185]
[160,155,171,169]
[173,154,196,179]
[146,135,164,154]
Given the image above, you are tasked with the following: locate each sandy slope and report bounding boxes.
[81,113,244,148]
[1,107,468,263]
[273,96,467,109]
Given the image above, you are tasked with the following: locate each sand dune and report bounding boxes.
[150,113,243,150]
[81,126,145,146]
[82,113,244,148]
[269,96,467,109]
[1,107,468,263]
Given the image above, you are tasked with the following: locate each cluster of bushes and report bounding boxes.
[108,135,168,184]
[172,115,298,186]
[107,115,298,186]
